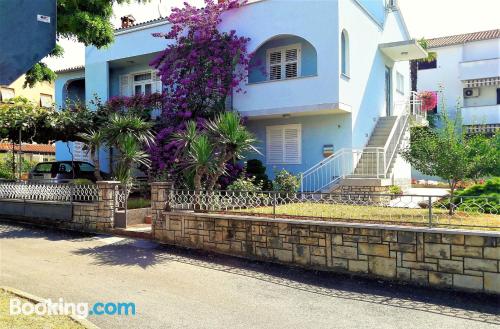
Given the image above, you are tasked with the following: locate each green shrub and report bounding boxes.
[456,177,499,197]
[228,176,262,192]
[73,178,94,185]
[127,198,151,209]
[439,178,500,213]
[273,169,300,193]
[389,185,403,195]
[245,159,273,191]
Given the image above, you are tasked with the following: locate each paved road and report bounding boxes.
[0,221,498,329]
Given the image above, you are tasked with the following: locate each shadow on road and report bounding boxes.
[2,220,499,325]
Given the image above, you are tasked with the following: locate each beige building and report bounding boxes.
[0,74,54,106]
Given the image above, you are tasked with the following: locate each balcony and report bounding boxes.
[461,104,500,125]
[234,76,351,118]
[459,58,500,81]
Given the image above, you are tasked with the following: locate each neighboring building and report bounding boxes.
[0,74,55,174]
[417,29,500,135]
[0,74,54,107]
[55,0,428,192]
[0,143,55,163]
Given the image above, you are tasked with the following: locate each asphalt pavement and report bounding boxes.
[0,221,498,329]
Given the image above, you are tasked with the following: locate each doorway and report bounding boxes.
[385,66,392,116]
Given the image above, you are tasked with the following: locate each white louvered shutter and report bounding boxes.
[266,125,301,164]
[151,70,163,93]
[283,126,301,163]
[269,51,282,80]
[119,75,131,96]
[285,48,298,78]
[267,127,284,164]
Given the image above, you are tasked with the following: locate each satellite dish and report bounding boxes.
[158,0,168,18]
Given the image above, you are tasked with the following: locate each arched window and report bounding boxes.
[341,30,349,76]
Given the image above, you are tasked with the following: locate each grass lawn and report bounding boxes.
[0,290,85,329]
[127,197,151,209]
[229,203,500,231]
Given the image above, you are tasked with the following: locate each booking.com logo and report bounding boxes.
[10,298,136,318]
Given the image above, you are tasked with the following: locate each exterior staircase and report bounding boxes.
[351,116,397,178]
[300,93,426,193]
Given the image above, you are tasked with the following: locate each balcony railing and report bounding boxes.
[461,104,500,125]
[459,58,500,81]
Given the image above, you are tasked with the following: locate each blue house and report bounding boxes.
[55,0,427,192]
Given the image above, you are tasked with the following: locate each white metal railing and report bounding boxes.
[300,148,359,192]
[0,181,99,202]
[409,91,426,121]
[300,94,423,192]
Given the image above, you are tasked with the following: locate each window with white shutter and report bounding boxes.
[285,49,298,79]
[266,44,301,81]
[151,70,163,93]
[266,124,301,164]
[119,75,131,96]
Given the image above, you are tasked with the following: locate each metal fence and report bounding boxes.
[166,189,500,230]
[0,181,99,202]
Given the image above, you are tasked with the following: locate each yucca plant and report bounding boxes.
[104,114,154,184]
[205,112,259,190]
[173,112,259,191]
[186,134,218,190]
[77,129,105,181]
[104,114,155,147]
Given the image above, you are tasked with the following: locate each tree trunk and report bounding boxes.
[207,149,230,191]
[92,150,103,181]
[193,170,203,212]
[448,180,456,215]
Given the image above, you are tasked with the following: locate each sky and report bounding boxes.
[45,0,500,70]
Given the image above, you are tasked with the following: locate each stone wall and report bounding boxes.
[67,181,118,232]
[0,181,119,233]
[153,211,500,294]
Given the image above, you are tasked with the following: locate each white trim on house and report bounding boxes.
[119,70,162,96]
[266,124,302,165]
[266,43,301,81]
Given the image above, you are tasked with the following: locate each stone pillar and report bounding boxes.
[96,181,121,230]
[151,181,172,236]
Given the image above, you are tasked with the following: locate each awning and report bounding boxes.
[379,39,428,61]
[463,77,500,88]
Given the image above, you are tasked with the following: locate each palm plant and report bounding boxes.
[113,135,151,184]
[205,112,259,190]
[104,114,155,147]
[186,135,217,190]
[104,114,154,184]
[173,112,259,191]
[77,129,105,181]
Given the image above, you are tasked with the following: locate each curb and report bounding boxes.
[0,286,100,329]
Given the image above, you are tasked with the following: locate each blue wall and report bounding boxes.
[245,113,351,179]
[248,36,318,83]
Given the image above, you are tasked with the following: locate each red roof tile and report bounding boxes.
[0,143,55,153]
[427,29,500,48]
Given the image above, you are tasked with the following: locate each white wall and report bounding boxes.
[462,38,500,62]
[418,39,500,122]
[417,46,464,113]
[340,0,410,149]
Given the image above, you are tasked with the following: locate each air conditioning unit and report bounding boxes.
[464,88,479,98]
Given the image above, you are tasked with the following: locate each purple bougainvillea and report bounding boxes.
[147,0,252,185]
